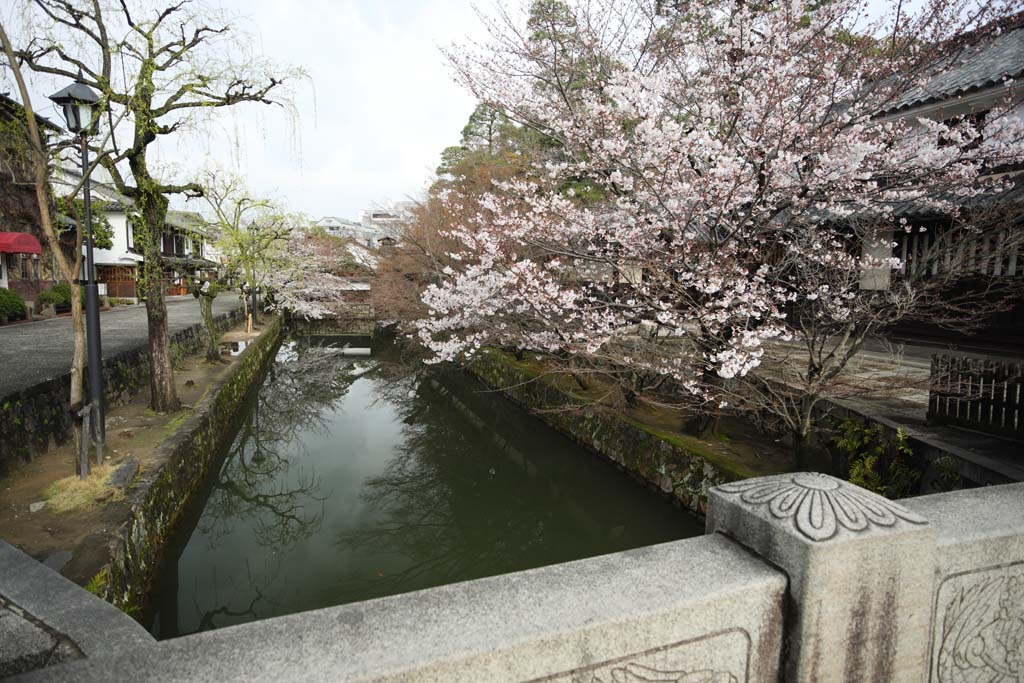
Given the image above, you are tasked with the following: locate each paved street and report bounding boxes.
[0,296,242,397]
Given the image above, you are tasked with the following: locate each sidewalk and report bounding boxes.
[766,338,1024,483]
[0,295,242,398]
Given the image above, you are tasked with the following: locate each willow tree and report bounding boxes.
[198,169,288,330]
[15,0,300,412]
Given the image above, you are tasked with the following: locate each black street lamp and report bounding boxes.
[50,75,105,453]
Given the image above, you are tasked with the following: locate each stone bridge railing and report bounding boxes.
[13,475,1024,682]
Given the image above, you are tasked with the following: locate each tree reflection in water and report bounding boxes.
[333,371,670,603]
[198,341,360,550]
[156,336,699,638]
[169,340,375,634]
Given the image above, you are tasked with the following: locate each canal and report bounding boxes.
[150,335,703,638]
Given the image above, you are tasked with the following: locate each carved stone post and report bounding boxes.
[706,473,936,682]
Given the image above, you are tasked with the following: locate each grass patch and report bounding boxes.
[43,464,124,513]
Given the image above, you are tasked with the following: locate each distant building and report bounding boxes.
[162,211,218,296]
[0,93,59,302]
[50,164,142,300]
[315,202,414,249]
[360,201,414,246]
[315,217,379,247]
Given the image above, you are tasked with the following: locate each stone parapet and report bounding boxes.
[903,484,1024,682]
[0,542,154,677]
[707,473,937,681]
[7,476,1023,681]
[16,533,787,682]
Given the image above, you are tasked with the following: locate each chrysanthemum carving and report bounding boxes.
[716,473,927,541]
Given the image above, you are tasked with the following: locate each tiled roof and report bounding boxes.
[885,23,1024,114]
[165,210,209,236]
[798,178,1024,224]
[0,93,61,132]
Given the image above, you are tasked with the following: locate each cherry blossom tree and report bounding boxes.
[264,233,357,321]
[416,0,1024,457]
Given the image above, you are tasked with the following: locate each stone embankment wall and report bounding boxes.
[289,303,376,336]
[22,476,1024,682]
[0,306,244,474]
[98,316,283,616]
[468,350,742,515]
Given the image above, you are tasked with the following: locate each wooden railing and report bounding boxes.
[928,353,1024,436]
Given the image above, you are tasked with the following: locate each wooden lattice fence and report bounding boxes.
[927,354,1024,436]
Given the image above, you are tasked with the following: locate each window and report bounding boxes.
[20,255,29,279]
[130,218,144,253]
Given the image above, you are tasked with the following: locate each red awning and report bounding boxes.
[0,232,42,255]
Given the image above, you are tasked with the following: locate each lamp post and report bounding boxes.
[50,75,105,452]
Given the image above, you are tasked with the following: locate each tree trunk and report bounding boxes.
[684,411,718,438]
[69,283,86,464]
[241,285,251,334]
[143,282,178,412]
[0,28,90,471]
[200,295,220,362]
[793,432,812,470]
[135,184,180,413]
[793,398,816,470]
[684,367,723,438]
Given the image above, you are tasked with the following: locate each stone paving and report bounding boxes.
[0,295,242,398]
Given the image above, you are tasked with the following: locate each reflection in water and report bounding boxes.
[151,337,702,638]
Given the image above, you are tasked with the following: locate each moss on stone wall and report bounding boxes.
[468,351,745,515]
[102,315,283,616]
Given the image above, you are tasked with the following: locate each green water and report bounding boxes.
[151,336,702,638]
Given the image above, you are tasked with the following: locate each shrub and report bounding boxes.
[929,455,963,493]
[50,283,73,305]
[0,288,27,321]
[36,289,58,307]
[836,420,921,499]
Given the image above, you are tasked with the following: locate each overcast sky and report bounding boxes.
[192,0,492,221]
[188,0,490,220]
[4,0,492,222]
